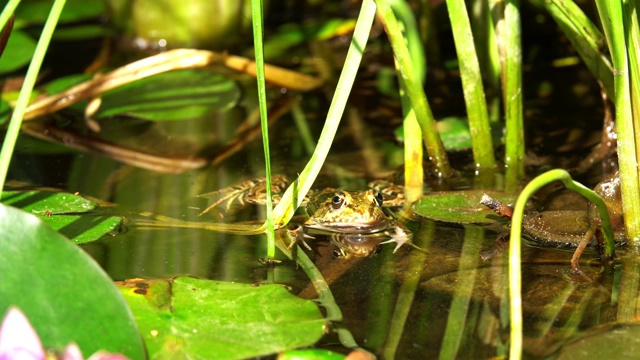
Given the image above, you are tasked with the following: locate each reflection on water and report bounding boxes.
[91,208,627,359]
[10,114,636,359]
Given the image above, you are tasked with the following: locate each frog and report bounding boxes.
[481,172,625,272]
[198,175,413,258]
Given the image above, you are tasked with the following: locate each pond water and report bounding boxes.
[10,106,639,359]
[6,41,640,357]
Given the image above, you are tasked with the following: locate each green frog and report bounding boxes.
[482,173,625,272]
[199,175,413,258]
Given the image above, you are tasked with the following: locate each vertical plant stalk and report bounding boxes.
[544,0,614,98]
[250,0,276,259]
[445,0,496,175]
[0,0,67,192]
[387,1,424,204]
[382,221,432,359]
[402,101,424,204]
[271,0,377,226]
[387,0,426,81]
[626,0,640,143]
[377,0,452,177]
[0,0,20,32]
[438,226,481,359]
[507,169,616,360]
[503,0,524,192]
[595,0,640,243]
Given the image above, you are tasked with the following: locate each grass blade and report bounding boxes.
[595,0,640,243]
[445,0,496,176]
[544,0,614,98]
[250,0,276,260]
[0,0,67,191]
[377,0,452,177]
[271,0,377,226]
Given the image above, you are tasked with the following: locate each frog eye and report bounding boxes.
[375,192,384,206]
[332,193,346,210]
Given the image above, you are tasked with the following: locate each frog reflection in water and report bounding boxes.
[483,173,625,272]
[199,175,413,258]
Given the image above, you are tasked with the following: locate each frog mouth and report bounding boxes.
[304,221,391,234]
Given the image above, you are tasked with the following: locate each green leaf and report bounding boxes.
[39,214,122,245]
[0,30,36,74]
[413,190,517,224]
[14,0,106,26]
[53,24,111,41]
[45,73,94,94]
[1,191,122,244]
[96,69,241,121]
[436,117,472,151]
[1,191,97,215]
[120,277,326,359]
[0,204,145,359]
[0,99,11,125]
[556,323,640,359]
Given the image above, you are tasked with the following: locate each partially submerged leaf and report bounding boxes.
[0,204,145,358]
[1,191,97,215]
[119,277,326,359]
[96,69,241,121]
[1,191,122,244]
[413,190,518,224]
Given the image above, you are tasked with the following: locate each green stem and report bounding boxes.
[445,0,496,174]
[544,0,614,98]
[503,0,524,192]
[595,0,640,243]
[0,0,67,192]
[0,0,20,32]
[376,0,452,177]
[250,0,275,260]
[508,169,615,359]
[271,0,377,226]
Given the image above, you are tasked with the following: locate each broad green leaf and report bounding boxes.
[395,116,475,151]
[0,99,10,125]
[45,73,93,94]
[119,277,326,359]
[52,24,111,41]
[413,190,517,224]
[263,19,356,59]
[14,0,105,26]
[0,204,145,359]
[96,69,241,121]
[0,30,36,74]
[436,117,472,151]
[39,214,122,245]
[1,191,96,214]
[556,323,640,360]
[1,191,122,244]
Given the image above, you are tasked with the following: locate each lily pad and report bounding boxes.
[1,191,122,244]
[557,323,640,359]
[119,277,326,359]
[0,204,145,359]
[413,190,518,224]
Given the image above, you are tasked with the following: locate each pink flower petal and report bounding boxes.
[63,343,84,360]
[0,307,45,360]
[87,351,130,360]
